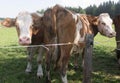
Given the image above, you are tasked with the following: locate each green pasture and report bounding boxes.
[0,27,120,83]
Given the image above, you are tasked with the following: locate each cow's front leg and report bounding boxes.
[25,47,37,73]
[37,47,44,78]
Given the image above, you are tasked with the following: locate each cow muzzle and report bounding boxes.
[107,31,116,38]
[19,36,31,45]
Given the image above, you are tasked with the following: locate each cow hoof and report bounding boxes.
[37,72,43,79]
[25,69,32,73]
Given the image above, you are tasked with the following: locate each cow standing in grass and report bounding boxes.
[1,10,58,82]
[1,5,116,83]
[47,5,116,83]
[113,15,120,66]
[73,14,116,69]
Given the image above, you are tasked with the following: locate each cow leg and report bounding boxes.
[81,49,85,68]
[60,60,68,83]
[59,48,70,83]
[45,51,51,83]
[25,47,37,73]
[37,47,44,78]
[74,53,79,70]
[60,58,69,83]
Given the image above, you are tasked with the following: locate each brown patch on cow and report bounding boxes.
[79,14,93,38]
[1,18,15,27]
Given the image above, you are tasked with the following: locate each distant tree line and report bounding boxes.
[37,0,120,18]
[67,0,120,18]
[0,18,4,21]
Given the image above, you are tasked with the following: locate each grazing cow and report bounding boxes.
[48,5,116,83]
[73,14,116,69]
[113,15,120,65]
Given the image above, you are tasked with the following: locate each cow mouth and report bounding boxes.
[107,32,116,38]
[19,42,31,46]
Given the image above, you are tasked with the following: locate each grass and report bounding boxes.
[0,27,120,83]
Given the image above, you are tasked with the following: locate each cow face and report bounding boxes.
[16,11,33,45]
[98,13,116,38]
[1,18,15,27]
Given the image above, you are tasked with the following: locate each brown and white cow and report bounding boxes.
[1,10,57,82]
[1,5,116,83]
[73,14,116,69]
[113,15,120,65]
[48,5,116,83]
[1,12,45,78]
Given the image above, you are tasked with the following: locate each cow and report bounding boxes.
[73,14,116,69]
[1,10,57,82]
[1,12,46,78]
[1,5,116,83]
[113,15,120,66]
[48,5,116,83]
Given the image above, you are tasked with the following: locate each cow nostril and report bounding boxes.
[26,38,30,41]
[19,38,22,42]
[110,33,113,35]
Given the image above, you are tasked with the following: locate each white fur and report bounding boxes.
[74,14,84,45]
[61,74,68,83]
[25,62,32,73]
[16,11,33,39]
[36,12,43,17]
[37,47,44,77]
[37,64,43,78]
[98,13,115,37]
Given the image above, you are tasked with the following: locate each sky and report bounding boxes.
[0,0,119,18]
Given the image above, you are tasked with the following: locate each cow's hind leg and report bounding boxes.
[59,48,70,83]
[45,51,52,83]
[25,47,37,73]
[74,53,79,70]
[60,57,69,83]
[37,47,44,78]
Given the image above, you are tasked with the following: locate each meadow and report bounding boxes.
[0,26,120,83]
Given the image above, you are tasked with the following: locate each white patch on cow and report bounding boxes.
[61,74,68,83]
[16,11,33,39]
[74,14,84,45]
[70,14,85,54]
[36,12,43,17]
[25,62,32,73]
[98,13,116,37]
[72,13,78,22]
[37,64,43,78]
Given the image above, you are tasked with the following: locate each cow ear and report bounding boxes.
[92,17,99,25]
[1,18,15,27]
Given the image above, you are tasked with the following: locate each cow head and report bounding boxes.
[16,11,33,45]
[1,18,15,27]
[97,13,116,38]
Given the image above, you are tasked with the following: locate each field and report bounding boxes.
[0,27,120,83]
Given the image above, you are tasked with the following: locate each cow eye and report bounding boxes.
[101,22,106,25]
